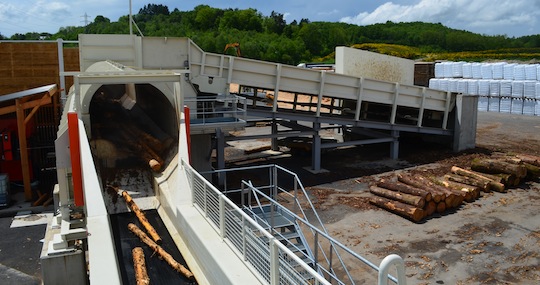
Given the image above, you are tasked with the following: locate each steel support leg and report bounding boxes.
[390,130,399,160]
[312,122,321,172]
[216,128,226,185]
[271,119,279,151]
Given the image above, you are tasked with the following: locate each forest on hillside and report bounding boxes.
[3,4,540,64]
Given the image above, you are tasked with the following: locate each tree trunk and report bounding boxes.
[445,173,506,193]
[450,166,506,192]
[369,196,424,222]
[398,174,455,208]
[132,247,150,285]
[516,154,540,167]
[117,128,164,172]
[438,179,480,201]
[436,201,446,213]
[471,158,528,178]
[523,163,540,179]
[478,172,515,187]
[121,190,162,244]
[376,179,432,202]
[444,173,489,192]
[431,177,474,202]
[369,186,425,208]
[397,174,443,203]
[424,201,436,216]
[128,223,195,280]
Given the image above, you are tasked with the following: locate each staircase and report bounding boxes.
[244,204,315,269]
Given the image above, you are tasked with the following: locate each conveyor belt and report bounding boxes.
[110,210,196,285]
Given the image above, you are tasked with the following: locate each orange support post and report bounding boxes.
[68,112,84,206]
[184,106,192,164]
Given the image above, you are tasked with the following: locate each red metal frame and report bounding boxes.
[68,112,84,206]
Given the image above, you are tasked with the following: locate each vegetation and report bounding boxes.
[3,4,540,64]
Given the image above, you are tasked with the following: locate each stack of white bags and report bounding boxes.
[430,61,540,116]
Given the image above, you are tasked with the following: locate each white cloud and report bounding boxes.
[339,0,540,36]
[26,1,69,23]
[317,9,339,17]
[283,12,291,20]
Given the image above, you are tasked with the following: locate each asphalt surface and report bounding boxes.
[0,215,45,284]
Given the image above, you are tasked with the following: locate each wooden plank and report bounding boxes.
[15,99,33,201]
[0,87,55,115]
[24,86,57,124]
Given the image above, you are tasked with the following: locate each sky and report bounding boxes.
[0,0,539,38]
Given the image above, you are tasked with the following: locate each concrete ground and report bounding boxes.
[225,111,540,284]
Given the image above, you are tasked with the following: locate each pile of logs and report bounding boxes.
[91,93,174,172]
[369,153,540,222]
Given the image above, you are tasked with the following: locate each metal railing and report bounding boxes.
[182,159,331,285]
[183,95,247,126]
[190,162,404,285]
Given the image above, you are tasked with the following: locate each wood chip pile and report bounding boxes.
[368,153,540,222]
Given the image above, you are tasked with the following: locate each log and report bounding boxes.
[369,186,425,208]
[516,154,540,167]
[369,196,424,222]
[479,172,515,187]
[444,173,495,192]
[397,174,443,203]
[436,201,446,213]
[471,158,528,178]
[523,163,540,179]
[132,247,150,285]
[126,126,169,155]
[119,129,163,172]
[121,190,162,244]
[424,201,436,216]
[128,223,195,280]
[432,177,474,202]
[437,179,480,201]
[398,174,455,208]
[450,166,506,192]
[376,179,432,202]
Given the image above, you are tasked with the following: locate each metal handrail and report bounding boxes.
[200,163,401,284]
[183,95,247,125]
[183,159,331,285]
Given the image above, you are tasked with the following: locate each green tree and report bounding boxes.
[139,4,170,16]
[194,5,221,30]
[264,11,286,34]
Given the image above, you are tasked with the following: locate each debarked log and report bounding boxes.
[121,190,162,244]
[128,223,195,280]
[132,247,150,285]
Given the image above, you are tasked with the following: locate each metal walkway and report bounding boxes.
[178,38,458,171]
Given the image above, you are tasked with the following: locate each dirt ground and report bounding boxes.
[225,111,540,284]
